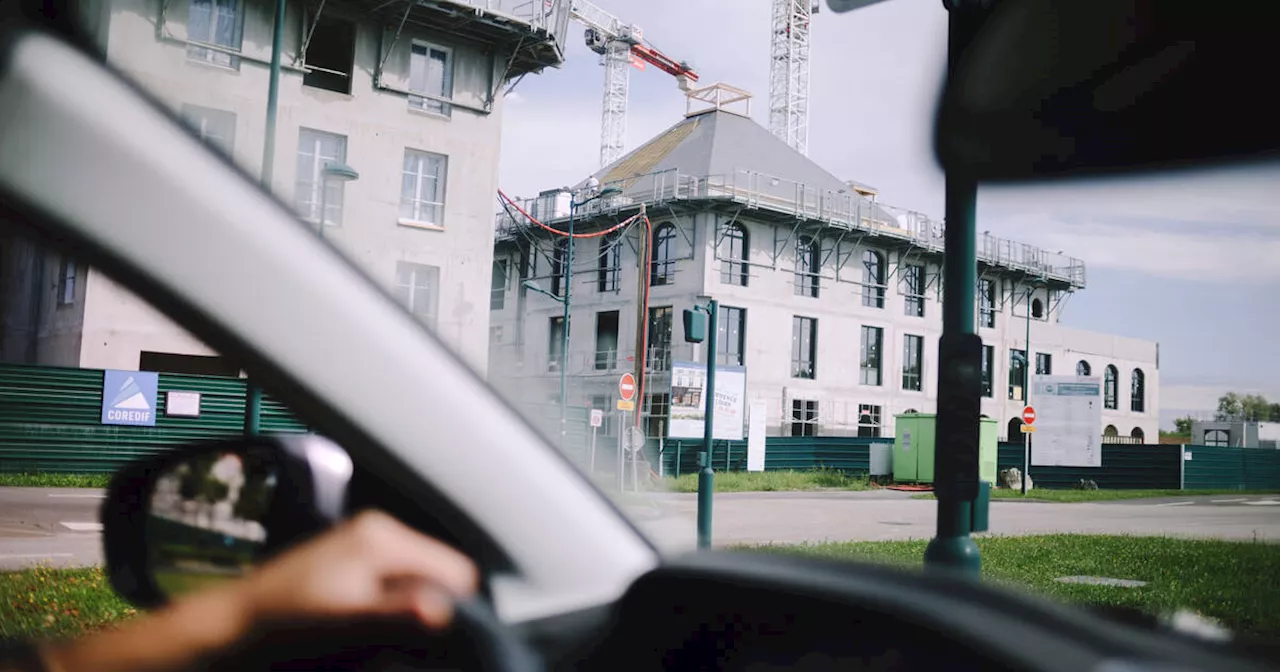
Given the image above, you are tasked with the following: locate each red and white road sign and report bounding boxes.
[619,372,637,402]
[1022,406,1037,425]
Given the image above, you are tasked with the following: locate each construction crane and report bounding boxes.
[570,0,700,167]
[770,0,818,156]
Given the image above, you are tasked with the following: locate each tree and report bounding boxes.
[1173,416,1192,435]
[1216,393,1276,421]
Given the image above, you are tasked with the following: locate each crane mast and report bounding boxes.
[769,0,814,156]
[571,0,698,167]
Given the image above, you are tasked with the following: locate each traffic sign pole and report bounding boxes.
[1021,405,1036,494]
[697,300,719,549]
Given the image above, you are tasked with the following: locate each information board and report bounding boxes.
[667,361,746,440]
[1030,375,1103,468]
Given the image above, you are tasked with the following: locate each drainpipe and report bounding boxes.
[245,0,286,437]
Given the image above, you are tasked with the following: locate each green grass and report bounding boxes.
[0,566,137,639]
[751,535,1280,639]
[664,469,870,493]
[912,489,1280,502]
[0,473,111,488]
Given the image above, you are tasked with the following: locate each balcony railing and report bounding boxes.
[497,167,1087,288]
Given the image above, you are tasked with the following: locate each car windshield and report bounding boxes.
[3,0,1278,645]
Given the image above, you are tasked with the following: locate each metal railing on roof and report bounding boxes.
[496,167,1087,288]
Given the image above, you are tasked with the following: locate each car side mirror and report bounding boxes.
[101,434,353,609]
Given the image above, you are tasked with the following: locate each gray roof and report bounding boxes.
[590,110,854,193]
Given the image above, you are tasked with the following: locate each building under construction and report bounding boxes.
[490,85,1159,442]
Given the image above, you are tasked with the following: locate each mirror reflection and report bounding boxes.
[147,449,277,597]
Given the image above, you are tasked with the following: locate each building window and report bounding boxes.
[902,334,923,392]
[791,317,817,379]
[409,42,454,116]
[1104,364,1118,409]
[1131,427,1145,442]
[295,128,348,225]
[1008,349,1027,400]
[791,399,819,437]
[902,263,925,317]
[718,306,746,366]
[57,257,76,306]
[1203,429,1229,447]
[550,238,568,298]
[650,224,676,286]
[857,404,882,438]
[644,392,670,439]
[394,262,439,327]
[1104,424,1118,437]
[981,344,993,398]
[180,104,235,156]
[1130,369,1145,413]
[793,236,820,298]
[719,223,749,286]
[862,250,885,308]
[1036,352,1052,375]
[1031,297,1045,319]
[548,316,565,372]
[979,278,995,328]
[400,149,447,226]
[186,0,242,68]
[489,325,502,344]
[489,260,507,311]
[302,15,355,93]
[647,306,673,372]
[860,325,883,386]
[595,311,619,371]
[597,232,621,292]
[1076,360,1091,376]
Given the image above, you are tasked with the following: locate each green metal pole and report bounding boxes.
[245,0,285,438]
[697,299,718,549]
[1022,287,1031,494]
[560,203,576,449]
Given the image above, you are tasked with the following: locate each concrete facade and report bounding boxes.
[490,106,1159,443]
[0,0,568,375]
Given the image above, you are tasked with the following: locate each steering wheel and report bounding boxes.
[452,599,543,672]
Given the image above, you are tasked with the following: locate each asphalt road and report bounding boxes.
[1,487,1277,570]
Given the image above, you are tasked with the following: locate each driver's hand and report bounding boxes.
[33,511,479,672]
[242,509,480,630]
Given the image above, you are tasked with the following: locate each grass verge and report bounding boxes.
[0,566,137,639]
[664,469,870,493]
[752,535,1280,639]
[911,489,1280,502]
[0,473,111,489]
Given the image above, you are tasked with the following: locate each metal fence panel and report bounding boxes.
[1182,445,1246,490]
[0,364,307,474]
[654,436,889,477]
[996,442,1180,489]
[1244,449,1280,489]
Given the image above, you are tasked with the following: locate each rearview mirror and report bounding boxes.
[934,0,1279,181]
[102,434,353,608]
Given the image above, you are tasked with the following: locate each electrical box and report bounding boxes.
[683,309,707,343]
[893,413,998,484]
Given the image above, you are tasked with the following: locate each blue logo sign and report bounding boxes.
[101,370,159,426]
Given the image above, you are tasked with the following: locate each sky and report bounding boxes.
[497,0,1280,429]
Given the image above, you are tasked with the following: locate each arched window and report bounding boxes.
[650,223,676,286]
[1130,369,1146,413]
[1104,424,1118,437]
[719,223,749,286]
[1076,360,1091,376]
[1104,365,1118,409]
[551,238,568,297]
[1007,417,1023,443]
[862,250,885,308]
[1031,298,1044,319]
[1130,427,1145,442]
[794,236,820,298]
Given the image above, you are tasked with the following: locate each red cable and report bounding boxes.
[636,215,652,429]
[498,189,637,239]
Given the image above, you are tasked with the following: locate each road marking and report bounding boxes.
[1243,500,1280,506]
[1158,501,1195,507]
[59,522,103,532]
[48,493,106,499]
[1211,498,1247,503]
[0,553,73,560]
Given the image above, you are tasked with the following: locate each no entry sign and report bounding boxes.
[1022,406,1037,425]
[619,372,637,402]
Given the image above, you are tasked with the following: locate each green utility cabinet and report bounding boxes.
[893,413,997,484]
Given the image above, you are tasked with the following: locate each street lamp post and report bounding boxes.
[316,162,360,239]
